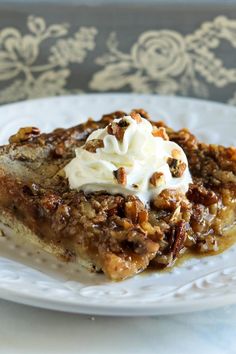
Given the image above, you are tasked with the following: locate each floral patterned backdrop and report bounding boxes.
[0,4,236,105]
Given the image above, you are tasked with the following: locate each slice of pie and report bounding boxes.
[0,109,235,280]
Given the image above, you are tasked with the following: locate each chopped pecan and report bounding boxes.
[125,200,139,223]
[171,149,181,159]
[152,127,169,140]
[226,147,236,161]
[56,204,71,220]
[123,229,159,255]
[197,235,218,253]
[152,189,190,211]
[169,128,198,150]
[170,205,182,223]
[190,204,206,233]
[152,254,173,266]
[107,119,129,141]
[101,111,126,124]
[138,210,149,223]
[39,193,62,213]
[130,111,142,123]
[112,217,133,230]
[9,127,41,144]
[167,157,186,177]
[52,204,71,231]
[22,183,40,196]
[187,183,218,206]
[113,167,127,185]
[53,142,65,157]
[130,109,150,119]
[141,221,162,240]
[107,123,120,137]
[171,221,187,258]
[83,139,104,153]
[150,172,164,187]
[125,196,148,224]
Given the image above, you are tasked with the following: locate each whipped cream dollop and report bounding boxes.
[64,115,192,204]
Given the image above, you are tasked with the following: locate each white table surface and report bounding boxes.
[0,300,236,354]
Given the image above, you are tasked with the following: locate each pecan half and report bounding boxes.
[113,167,127,185]
[83,139,104,153]
[9,127,41,144]
[152,127,169,140]
[150,172,164,187]
[107,119,129,141]
[167,157,186,177]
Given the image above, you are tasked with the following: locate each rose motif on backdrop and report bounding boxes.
[131,30,188,80]
[91,17,236,102]
[0,28,39,81]
[0,16,97,103]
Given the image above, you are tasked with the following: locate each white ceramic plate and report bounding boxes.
[0,94,236,316]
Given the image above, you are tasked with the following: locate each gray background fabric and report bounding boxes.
[0,2,235,104]
[0,0,235,4]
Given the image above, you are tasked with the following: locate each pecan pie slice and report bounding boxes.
[0,110,235,280]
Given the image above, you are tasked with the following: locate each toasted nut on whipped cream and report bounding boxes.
[130,109,150,119]
[113,167,127,185]
[64,115,192,204]
[167,157,187,178]
[150,172,165,187]
[107,119,129,141]
[171,148,182,159]
[83,139,104,153]
[130,111,142,123]
[152,127,169,140]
